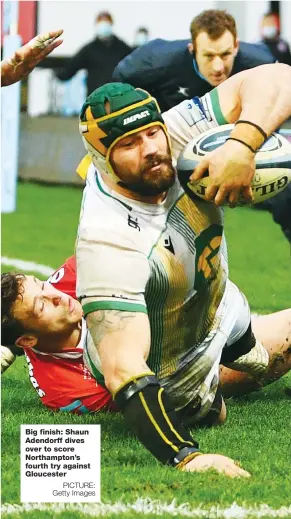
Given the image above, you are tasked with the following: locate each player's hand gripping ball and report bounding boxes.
[177,125,291,205]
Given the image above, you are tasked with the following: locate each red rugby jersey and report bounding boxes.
[24,256,115,414]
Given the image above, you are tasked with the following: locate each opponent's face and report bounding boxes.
[191,30,238,86]
[12,276,83,341]
[110,125,176,196]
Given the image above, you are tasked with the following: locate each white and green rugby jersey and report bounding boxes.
[77,90,232,411]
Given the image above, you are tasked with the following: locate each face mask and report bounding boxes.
[262,26,277,39]
[134,33,148,47]
[95,21,113,39]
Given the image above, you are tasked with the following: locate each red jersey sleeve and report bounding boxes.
[47,255,77,299]
[24,348,116,414]
[28,256,117,414]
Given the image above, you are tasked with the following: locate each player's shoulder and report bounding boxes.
[235,41,275,68]
[81,170,182,257]
[83,168,138,228]
[136,38,189,68]
[80,173,149,253]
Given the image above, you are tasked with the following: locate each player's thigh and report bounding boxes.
[252,309,291,358]
[252,309,291,378]
[220,310,291,396]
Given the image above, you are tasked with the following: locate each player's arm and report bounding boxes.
[192,63,291,206]
[86,309,150,392]
[55,46,87,82]
[112,39,166,91]
[85,307,249,477]
[215,63,291,134]
[1,30,63,87]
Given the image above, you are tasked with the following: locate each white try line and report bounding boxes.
[1,499,291,518]
[1,257,54,277]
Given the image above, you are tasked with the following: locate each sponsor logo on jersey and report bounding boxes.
[163,235,175,255]
[177,86,189,97]
[25,353,46,398]
[123,110,150,125]
[194,225,223,290]
[128,214,141,231]
[48,267,65,285]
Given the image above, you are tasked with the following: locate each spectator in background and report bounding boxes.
[55,11,131,95]
[133,27,150,49]
[113,9,275,112]
[260,12,291,66]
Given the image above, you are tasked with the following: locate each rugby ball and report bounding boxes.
[177,124,291,204]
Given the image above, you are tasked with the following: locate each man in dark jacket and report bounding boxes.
[113,9,274,112]
[113,10,290,246]
[259,12,291,66]
[55,11,131,95]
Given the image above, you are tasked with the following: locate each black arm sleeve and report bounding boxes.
[115,375,199,466]
[55,47,88,81]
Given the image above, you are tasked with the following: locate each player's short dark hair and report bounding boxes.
[1,273,27,346]
[136,27,149,34]
[190,10,237,51]
[96,11,113,24]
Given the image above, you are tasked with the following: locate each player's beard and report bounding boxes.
[117,151,176,196]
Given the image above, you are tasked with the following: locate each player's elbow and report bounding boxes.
[103,366,127,395]
[102,353,149,396]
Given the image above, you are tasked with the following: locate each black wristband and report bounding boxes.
[226,137,256,153]
[115,374,199,465]
[235,120,268,141]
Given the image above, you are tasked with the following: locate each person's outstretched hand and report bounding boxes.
[1,29,63,87]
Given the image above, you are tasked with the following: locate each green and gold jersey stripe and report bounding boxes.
[82,300,147,316]
[209,88,229,125]
[146,253,169,374]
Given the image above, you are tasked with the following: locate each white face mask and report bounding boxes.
[262,26,277,39]
[95,21,113,39]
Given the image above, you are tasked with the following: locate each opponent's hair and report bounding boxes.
[1,273,28,346]
[190,10,237,51]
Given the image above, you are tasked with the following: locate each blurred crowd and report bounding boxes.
[48,11,150,113]
[33,8,291,116]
